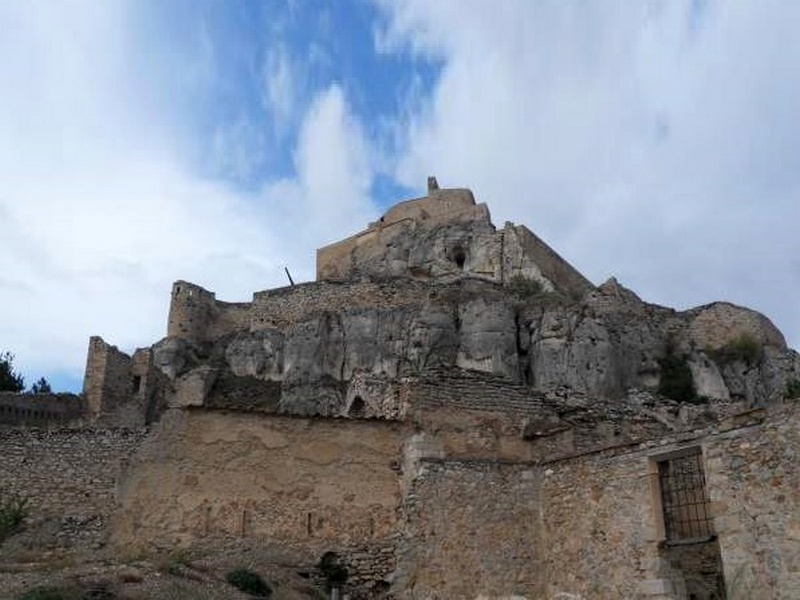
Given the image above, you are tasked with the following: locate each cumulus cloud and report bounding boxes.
[0,2,376,387]
[376,0,800,346]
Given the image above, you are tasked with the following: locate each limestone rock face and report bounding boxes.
[140,186,798,414]
[150,275,799,414]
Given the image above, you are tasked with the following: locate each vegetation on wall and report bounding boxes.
[0,490,28,542]
[710,333,763,366]
[786,378,800,400]
[658,341,698,403]
[508,274,544,299]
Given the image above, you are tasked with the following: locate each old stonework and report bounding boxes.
[2,181,799,599]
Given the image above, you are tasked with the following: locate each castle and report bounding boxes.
[1,181,799,599]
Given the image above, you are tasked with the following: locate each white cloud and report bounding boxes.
[261,45,302,136]
[376,0,800,347]
[0,3,377,387]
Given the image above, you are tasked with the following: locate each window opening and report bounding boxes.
[349,396,365,418]
[452,247,466,269]
[658,450,714,542]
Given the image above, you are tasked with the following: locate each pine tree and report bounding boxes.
[0,352,24,392]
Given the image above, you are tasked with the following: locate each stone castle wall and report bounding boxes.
[705,407,800,598]
[0,392,84,426]
[315,187,593,295]
[2,401,798,598]
[111,409,407,586]
[397,459,541,598]
[504,224,594,295]
[83,336,133,418]
[167,280,250,342]
[0,426,146,550]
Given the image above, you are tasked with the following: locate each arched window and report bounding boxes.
[349,396,366,418]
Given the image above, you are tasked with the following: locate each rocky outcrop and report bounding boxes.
[99,183,800,420]
[151,274,798,415]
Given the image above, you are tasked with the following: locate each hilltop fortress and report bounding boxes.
[2,181,800,599]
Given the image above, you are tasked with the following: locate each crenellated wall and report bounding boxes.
[0,392,84,426]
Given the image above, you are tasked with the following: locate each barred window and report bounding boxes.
[658,450,714,542]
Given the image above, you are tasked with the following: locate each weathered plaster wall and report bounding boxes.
[112,409,407,582]
[397,459,541,599]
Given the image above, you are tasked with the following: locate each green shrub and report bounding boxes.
[0,491,28,542]
[508,274,544,299]
[658,343,697,403]
[711,333,763,366]
[225,568,272,598]
[786,378,800,399]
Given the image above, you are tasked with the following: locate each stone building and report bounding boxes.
[3,181,800,599]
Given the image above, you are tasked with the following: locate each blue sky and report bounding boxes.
[0,1,799,392]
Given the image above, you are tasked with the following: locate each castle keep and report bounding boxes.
[2,181,800,599]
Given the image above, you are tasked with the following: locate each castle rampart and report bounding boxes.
[315,184,593,296]
[0,392,84,426]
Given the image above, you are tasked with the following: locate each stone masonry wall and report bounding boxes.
[0,392,84,426]
[251,280,428,330]
[536,405,800,600]
[504,224,594,294]
[704,407,800,599]
[111,409,407,585]
[540,445,665,599]
[167,280,251,343]
[0,427,146,550]
[82,336,133,418]
[396,459,541,599]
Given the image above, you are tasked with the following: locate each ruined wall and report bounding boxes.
[381,189,482,227]
[540,446,666,599]
[316,189,487,282]
[532,406,800,600]
[167,280,250,342]
[503,224,594,294]
[0,427,146,550]
[250,280,427,330]
[704,407,800,599]
[397,459,541,599]
[112,409,407,584]
[83,336,132,418]
[0,392,84,425]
